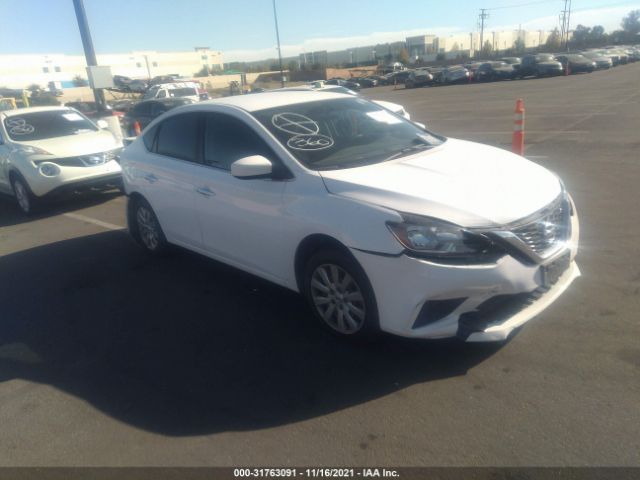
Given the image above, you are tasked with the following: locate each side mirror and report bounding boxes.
[231,155,273,179]
[96,119,109,129]
[413,121,427,130]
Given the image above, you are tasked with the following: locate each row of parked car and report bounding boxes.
[324,46,639,90]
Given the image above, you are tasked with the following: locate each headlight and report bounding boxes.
[79,152,107,166]
[16,145,52,156]
[38,162,61,177]
[387,214,495,259]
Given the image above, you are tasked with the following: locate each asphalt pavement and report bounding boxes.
[0,63,638,466]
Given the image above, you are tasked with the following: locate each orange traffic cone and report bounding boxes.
[512,99,525,156]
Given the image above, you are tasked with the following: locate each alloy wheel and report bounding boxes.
[310,263,366,334]
[136,205,160,251]
[13,180,30,213]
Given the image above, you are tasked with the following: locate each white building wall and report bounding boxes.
[0,50,223,89]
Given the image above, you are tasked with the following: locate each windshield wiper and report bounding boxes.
[383,142,433,162]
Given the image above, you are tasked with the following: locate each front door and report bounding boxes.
[194,112,289,283]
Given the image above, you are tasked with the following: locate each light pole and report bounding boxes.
[272,0,285,87]
[72,0,105,107]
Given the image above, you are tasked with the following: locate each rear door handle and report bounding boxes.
[143,173,158,183]
[196,186,215,197]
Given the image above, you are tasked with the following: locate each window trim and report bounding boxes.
[146,109,294,180]
[201,111,292,179]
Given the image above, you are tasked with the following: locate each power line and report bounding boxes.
[486,0,559,11]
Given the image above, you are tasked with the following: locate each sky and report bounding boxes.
[0,0,639,62]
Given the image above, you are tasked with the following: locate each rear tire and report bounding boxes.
[11,174,38,216]
[303,248,379,339]
[130,197,170,255]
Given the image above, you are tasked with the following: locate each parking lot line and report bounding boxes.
[460,130,588,135]
[62,212,125,231]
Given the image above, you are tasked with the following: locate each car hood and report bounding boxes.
[538,61,563,67]
[319,138,562,227]
[570,59,592,65]
[14,130,122,157]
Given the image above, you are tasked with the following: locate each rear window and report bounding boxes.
[3,110,97,141]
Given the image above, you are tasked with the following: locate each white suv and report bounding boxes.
[0,106,123,214]
[120,91,580,341]
[142,82,201,103]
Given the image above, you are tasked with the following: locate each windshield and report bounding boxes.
[142,88,159,100]
[252,97,444,171]
[168,88,197,98]
[3,110,97,141]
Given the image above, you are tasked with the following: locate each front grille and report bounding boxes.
[510,196,569,257]
[35,148,122,168]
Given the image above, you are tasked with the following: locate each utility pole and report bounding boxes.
[72,0,105,107]
[566,0,572,51]
[560,0,569,49]
[479,8,489,58]
[272,0,285,88]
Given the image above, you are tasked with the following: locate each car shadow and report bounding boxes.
[0,188,122,227]
[0,231,504,436]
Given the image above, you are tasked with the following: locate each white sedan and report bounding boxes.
[120,91,580,341]
[0,106,123,214]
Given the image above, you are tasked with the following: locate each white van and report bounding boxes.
[142,82,200,103]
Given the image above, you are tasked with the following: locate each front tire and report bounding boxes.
[303,249,379,339]
[130,197,169,255]
[11,175,38,215]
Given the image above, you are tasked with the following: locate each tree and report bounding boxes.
[27,83,41,93]
[590,25,606,41]
[194,66,210,77]
[621,9,640,35]
[451,42,460,52]
[397,48,410,65]
[481,40,493,56]
[546,28,561,50]
[72,75,88,87]
[513,37,525,53]
[572,24,591,47]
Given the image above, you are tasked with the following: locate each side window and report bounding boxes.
[155,112,200,162]
[150,103,167,117]
[203,113,273,171]
[133,103,153,117]
[157,89,167,99]
[142,124,158,151]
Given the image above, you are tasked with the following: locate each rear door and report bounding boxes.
[0,124,11,193]
[138,112,203,248]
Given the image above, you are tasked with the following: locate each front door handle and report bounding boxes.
[196,186,215,197]
[143,173,158,183]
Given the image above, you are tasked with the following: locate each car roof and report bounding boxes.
[200,90,351,112]
[1,106,72,118]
